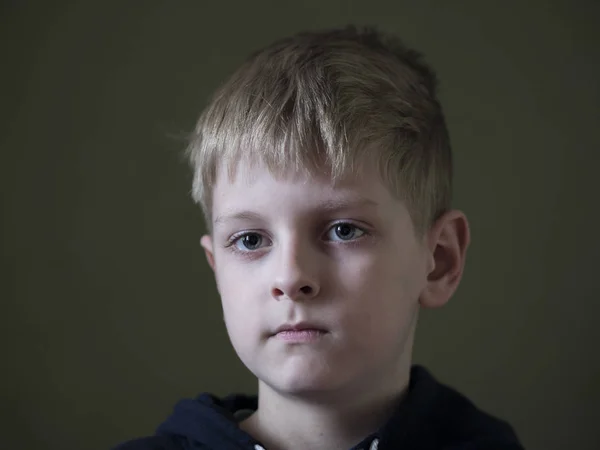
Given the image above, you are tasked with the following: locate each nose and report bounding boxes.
[271,240,320,302]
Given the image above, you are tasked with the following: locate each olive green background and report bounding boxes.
[2,1,599,449]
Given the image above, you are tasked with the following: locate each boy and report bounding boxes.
[116,26,523,450]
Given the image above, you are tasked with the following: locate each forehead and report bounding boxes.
[216,158,379,195]
[211,161,407,226]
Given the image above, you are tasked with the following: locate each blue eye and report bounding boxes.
[234,233,264,251]
[327,223,365,241]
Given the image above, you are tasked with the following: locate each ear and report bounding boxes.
[200,234,216,271]
[419,210,470,309]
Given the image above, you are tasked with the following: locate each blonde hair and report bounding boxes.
[186,25,453,235]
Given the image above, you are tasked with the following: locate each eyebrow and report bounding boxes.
[318,197,379,211]
[214,210,264,226]
[213,197,379,226]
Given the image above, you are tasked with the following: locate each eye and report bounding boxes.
[232,232,266,251]
[326,223,365,242]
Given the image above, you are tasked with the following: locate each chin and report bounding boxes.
[270,377,343,398]
[257,359,352,398]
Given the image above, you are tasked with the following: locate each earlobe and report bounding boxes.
[419,210,470,309]
[200,234,216,271]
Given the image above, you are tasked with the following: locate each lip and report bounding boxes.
[273,322,327,335]
[272,322,328,343]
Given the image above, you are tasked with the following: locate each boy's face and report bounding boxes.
[201,162,433,398]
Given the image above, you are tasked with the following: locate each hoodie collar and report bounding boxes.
[155,366,519,450]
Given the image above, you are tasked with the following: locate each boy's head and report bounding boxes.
[189,26,469,400]
[188,25,452,236]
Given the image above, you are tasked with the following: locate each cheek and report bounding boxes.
[216,267,269,367]
[220,288,252,328]
[220,298,261,368]
[340,249,414,300]
[339,250,421,332]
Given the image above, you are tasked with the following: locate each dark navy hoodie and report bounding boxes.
[114,366,523,450]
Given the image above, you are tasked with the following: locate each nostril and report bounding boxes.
[272,284,317,300]
[300,285,313,294]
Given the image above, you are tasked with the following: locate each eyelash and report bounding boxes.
[225,222,369,254]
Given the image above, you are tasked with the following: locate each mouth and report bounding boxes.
[272,322,328,343]
[274,321,327,334]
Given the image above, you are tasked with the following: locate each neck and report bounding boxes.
[240,368,411,450]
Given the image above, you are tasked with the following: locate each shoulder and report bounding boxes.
[410,366,524,449]
[112,435,198,450]
[436,386,523,449]
[435,389,522,449]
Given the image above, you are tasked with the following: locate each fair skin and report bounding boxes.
[200,161,470,450]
